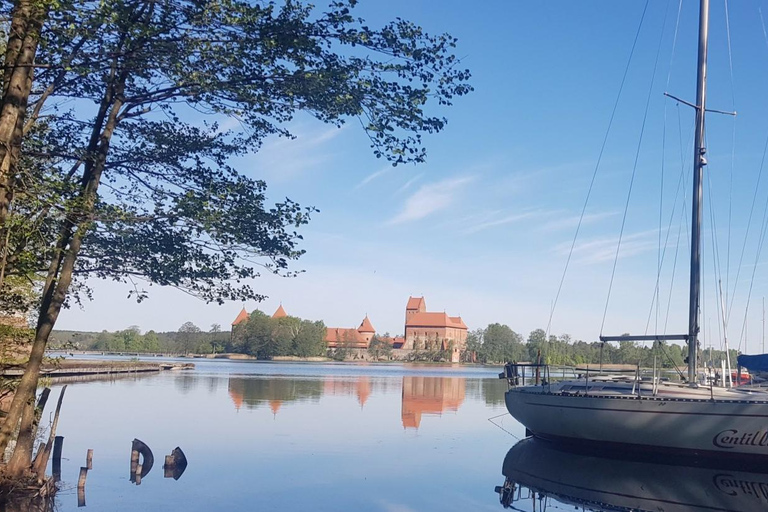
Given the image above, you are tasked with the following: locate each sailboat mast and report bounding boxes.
[688,0,710,385]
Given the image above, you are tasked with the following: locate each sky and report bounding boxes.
[56,0,768,353]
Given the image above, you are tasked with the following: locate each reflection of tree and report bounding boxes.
[227,377,323,412]
[401,376,465,429]
[175,373,199,395]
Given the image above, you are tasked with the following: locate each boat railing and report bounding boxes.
[500,361,679,396]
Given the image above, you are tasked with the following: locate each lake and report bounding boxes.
[49,359,522,511]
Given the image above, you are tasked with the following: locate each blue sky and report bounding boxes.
[58,1,768,353]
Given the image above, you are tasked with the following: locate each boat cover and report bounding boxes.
[737,354,768,372]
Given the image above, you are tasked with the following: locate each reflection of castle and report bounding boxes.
[227,377,323,414]
[227,376,373,413]
[401,376,465,429]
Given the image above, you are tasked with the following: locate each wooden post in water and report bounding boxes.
[86,449,93,470]
[135,464,142,485]
[77,466,87,507]
[130,449,139,481]
[52,436,64,481]
[77,467,88,488]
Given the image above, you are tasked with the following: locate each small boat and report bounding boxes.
[495,437,768,511]
[500,0,768,459]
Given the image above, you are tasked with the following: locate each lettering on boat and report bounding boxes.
[714,473,768,501]
[712,429,768,449]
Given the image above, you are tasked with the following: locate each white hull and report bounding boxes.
[498,437,768,512]
[505,380,768,458]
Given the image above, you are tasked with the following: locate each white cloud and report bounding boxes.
[461,210,541,235]
[251,123,347,181]
[560,228,663,265]
[355,165,392,189]
[538,210,618,231]
[394,173,424,195]
[387,176,475,225]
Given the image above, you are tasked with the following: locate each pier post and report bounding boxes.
[86,448,93,469]
[52,436,64,481]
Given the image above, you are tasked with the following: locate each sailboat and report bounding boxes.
[494,437,768,511]
[501,0,768,459]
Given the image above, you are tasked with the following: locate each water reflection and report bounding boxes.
[496,437,768,511]
[227,377,323,413]
[401,376,465,429]
[226,375,472,429]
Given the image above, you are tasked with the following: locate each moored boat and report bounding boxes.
[501,0,768,459]
[495,437,768,511]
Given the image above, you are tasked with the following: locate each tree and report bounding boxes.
[368,334,392,360]
[177,321,200,355]
[0,0,471,470]
[143,330,160,353]
[292,320,326,358]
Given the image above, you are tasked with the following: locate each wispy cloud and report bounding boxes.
[461,210,542,235]
[538,210,618,231]
[355,165,392,189]
[387,176,475,225]
[560,228,663,264]
[394,173,424,195]
[252,123,347,181]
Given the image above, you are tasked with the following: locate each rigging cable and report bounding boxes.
[724,0,738,311]
[648,0,684,336]
[727,6,768,324]
[545,0,651,339]
[736,132,768,351]
[601,1,668,335]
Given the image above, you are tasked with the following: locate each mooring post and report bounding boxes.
[164,456,173,478]
[86,449,93,470]
[52,436,64,481]
[135,464,143,485]
[77,486,86,508]
[78,466,88,489]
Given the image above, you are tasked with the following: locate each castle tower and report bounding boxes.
[272,304,288,319]
[405,296,426,333]
[357,315,376,343]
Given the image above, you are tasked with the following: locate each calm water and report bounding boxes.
[50,359,522,511]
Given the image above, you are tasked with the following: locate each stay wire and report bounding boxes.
[729,6,768,323]
[649,0,680,336]
[664,106,694,334]
[736,133,768,351]
[545,0,651,339]
[601,2,666,336]
[724,0,737,309]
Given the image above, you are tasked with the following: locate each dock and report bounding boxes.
[1,360,194,379]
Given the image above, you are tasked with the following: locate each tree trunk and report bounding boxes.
[6,392,36,473]
[0,73,125,471]
[0,0,48,233]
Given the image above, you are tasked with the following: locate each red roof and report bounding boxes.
[272,305,287,319]
[406,296,425,310]
[358,315,375,333]
[231,307,249,326]
[325,328,368,349]
[406,312,467,330]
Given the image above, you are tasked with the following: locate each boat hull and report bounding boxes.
[505,386,768,458]
[499,437,768,512]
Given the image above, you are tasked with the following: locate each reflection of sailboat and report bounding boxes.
[502,0,768,458]
[495,437,768,511]
[401,376,465,429]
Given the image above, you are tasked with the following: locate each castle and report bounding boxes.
[403,296,467,362]
[230,296,467,361]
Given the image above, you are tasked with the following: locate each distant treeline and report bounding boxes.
[464,325,739,369]
[53,317,741,368]
[52,322,230,354]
